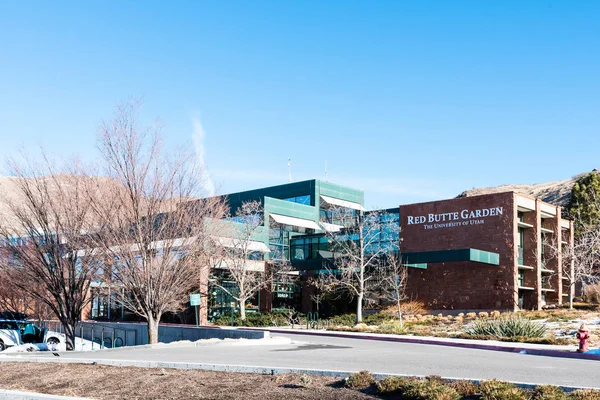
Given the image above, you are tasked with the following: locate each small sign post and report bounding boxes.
[190,293,201,326]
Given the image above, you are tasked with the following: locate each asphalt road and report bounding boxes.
[8,332,600,389]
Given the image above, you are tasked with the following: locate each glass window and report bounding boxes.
[282,195,311,205]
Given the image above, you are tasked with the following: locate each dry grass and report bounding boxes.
[0,362,377,400]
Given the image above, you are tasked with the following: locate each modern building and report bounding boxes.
[84,179,576,323]
[204,179,365,321]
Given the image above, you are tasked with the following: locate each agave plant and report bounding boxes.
[467,315,547,338]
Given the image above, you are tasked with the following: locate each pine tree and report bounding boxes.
[568,171,600,235]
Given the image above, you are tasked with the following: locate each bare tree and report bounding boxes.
[89,100,227,344]
[307,275,332,314]
[545,224,600,309]
[320,208,400,324]
[0,162,105,350]
[209,200,278,321]
[0,267,53,321]
[378,251,408,326]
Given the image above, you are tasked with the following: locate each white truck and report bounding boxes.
[0,320,63,351]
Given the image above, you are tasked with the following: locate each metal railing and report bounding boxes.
[44,320,138,349]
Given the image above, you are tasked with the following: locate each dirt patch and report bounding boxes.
[0,362,377,399]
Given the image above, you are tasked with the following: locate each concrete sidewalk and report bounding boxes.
[248,326,600,361]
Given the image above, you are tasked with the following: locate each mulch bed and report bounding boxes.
[0,362,378,399]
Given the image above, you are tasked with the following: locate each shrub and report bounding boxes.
[403,379,460,400]
[570,389,600,400]
[583,282,600,304]
[466,312,477,319]
[480,380,527,400]
[490,310,501,318]
[364,312,390,325]
[345,371,375,389]
[377,376,412,394]
[328,314,357,327]
[449,380,480,397]
[401,301,428,316]
[212,310,294,327]
[299,374,312,388]
[466,315,547,338]
[532,385,568,400]
[478,312,490,318]
[457,313,465,318]
[378,321,409,334]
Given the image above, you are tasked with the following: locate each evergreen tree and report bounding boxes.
[568,171,600,235]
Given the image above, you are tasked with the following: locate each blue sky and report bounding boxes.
[1,1,598,208]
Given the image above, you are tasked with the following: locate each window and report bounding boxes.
[283,195,311,205]
[518,271,525,287]
[0,321,18,330]
[290,236,329,260]
[518,228,524,265]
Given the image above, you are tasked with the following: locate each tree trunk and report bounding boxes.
[147,315,159,344]
[61,320,76,351]
[570,284,574,309]
[396,299,403,328]
[356,292,363,324]
[240,301,246,321]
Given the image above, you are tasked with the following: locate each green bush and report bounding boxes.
[376,376,412,394]
[364,312,391,325]
[532,385,568,400]
[480,380,527,400]
[328,314,357,326]
[378,321,409,334]
[212,310,294,327]
[345,371,375,389]
[466,315,547,339]
[570,390,600,400]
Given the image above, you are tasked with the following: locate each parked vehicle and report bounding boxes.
[0,320,21,351]
[0,320,65,351]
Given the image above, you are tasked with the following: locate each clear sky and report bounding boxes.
[1,1,598,208]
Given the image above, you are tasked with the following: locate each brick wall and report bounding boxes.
[400,192,516,311]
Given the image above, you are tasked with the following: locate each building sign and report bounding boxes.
[190,293,201,306]
[406,207,503,230]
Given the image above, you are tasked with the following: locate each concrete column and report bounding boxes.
[555,208,563,304]
[512,195,520,311]
[534,199,543,310]
[568,221,576,301]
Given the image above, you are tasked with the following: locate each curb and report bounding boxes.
[0,389,90,400]
[256,328,600,361]
[0,357,597,392]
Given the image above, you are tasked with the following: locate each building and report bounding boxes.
[84,179,575,323]
[400,192,574,312]
[204,179,365,321]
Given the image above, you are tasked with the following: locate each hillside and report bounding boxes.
[457,170,599,207]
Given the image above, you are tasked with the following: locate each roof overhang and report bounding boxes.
[214,236,271,253]
[320,195,364,211]
[402,248,500,266]
[270,213,321,230]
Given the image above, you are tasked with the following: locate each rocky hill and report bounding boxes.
[457,170,599,207]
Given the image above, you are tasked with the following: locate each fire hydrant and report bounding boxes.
[576,324,590,353]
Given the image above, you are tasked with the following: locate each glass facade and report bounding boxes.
[290,235,329,260]
[283,195,311,205]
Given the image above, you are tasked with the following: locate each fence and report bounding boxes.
[44,320,138,349]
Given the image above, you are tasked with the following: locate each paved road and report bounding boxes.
[8,332,600,389]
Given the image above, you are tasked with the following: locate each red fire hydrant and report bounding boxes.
[576,324,590,353]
